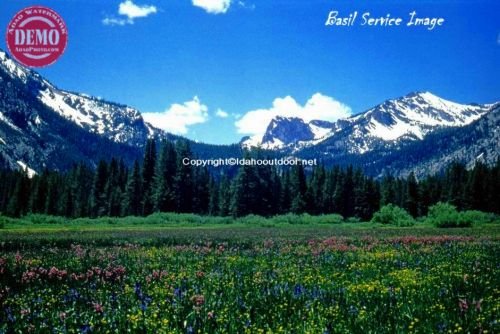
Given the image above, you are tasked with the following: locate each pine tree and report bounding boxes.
[380,174,396,206]
[30,169,49,213]
[122,160,142,216]
[90,160,108,217]
[489,159,500,213]
[354,177,380,221]
[322,167,338,214]
[45,174,61,216]
[142,139,157,215]
[60,183,75,217]
[253,150,274,216]
[218,175,231,216]
[279,170,291,214]
[306,165,326,214]
[405,172,419,217]
[173,141,194,213]
[445,162,467,209]
[104,158,122,216]
[230,152,259,217]
[466,162,488,211]
[289,163,307,214]
[342,166,355,218]
[208,177,219,216]
[270,167,282,216]
[419,176,442,216]
[73,163,93,217]
[6,172,30,217]
[192,167,210,214]
[152,141,177,212]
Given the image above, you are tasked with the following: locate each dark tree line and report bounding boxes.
[1,139,499,219]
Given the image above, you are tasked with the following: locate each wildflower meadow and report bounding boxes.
[0,220,498,333]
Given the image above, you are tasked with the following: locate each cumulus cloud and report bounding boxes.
[103,0,157,26]
[143,97,209,135]
[215,109,229,118]
[192,0,232,14]
[119,0,157,18]
[235,93,351,137]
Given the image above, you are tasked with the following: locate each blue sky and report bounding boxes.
[1,0,499,144]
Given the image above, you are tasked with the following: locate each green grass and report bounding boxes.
[1,212,498,231]
[0,214,498,251]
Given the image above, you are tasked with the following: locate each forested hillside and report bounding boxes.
[1,139,498,219]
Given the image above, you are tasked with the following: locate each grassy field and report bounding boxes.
[0,215,499,333]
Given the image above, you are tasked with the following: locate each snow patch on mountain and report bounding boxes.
[16,161,37,178]
[367,118,424,141]
[0,50,29,83]
[0,111,21,132]
[309,123,332,140]
[36,83,160,145]
[39,89,95,127]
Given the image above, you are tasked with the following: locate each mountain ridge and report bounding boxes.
[0,48,497,177]
[244,91,494,153]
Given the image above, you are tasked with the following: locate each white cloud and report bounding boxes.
[103,0,157,26]
[192,0,232,14]
[119,0,157,19]
[102,17,129,26]
[215,109,229,118]
[235,93,351,137]
[143,96,209,135]
[237,1,255,10]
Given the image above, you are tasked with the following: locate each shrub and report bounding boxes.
[370,204,415,227]
[209,216,234,225]
[346,216,362,224]
[268,214,344,225]
[146,212,207,225]
[426,202,471,228]
[270,214,303,225]
[460,210,497,225]
[25,214,68,225]
[238,214,266,225]
[314,214,344,224]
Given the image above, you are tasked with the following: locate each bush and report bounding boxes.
[209,216,234,225]
[370,204,415,227]
[270,214,302,225]
[346,217,361,224]
[24,214,68,225]
[238,214,266,225]
[460,210,497,225]
[314,214,344,224]
[426,202,471,228]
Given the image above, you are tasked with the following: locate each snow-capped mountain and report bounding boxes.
[0,46,497,177]
[0,49,159,147]
[0,48,239,173]
[250,117,335,149]
[0,49,166,171]
[372,103,500,178]
[245,91,494,154]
